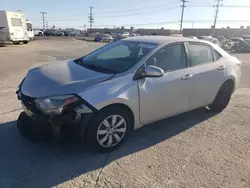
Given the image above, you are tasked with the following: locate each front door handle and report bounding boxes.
[181,74,193,80]
[217,65,225,71]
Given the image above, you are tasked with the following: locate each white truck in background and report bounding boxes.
[0,10,29,44]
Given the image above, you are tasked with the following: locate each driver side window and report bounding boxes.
[146,43,187,72]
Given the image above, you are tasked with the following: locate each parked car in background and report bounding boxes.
[17,36,241,152]
[131,33,140,37]
[187,36,198,39]
[170,34,183,37]
[201,36,219,45]
[242,35,250,43]
[231,37,250,52]
[34,29,43,36]
[63,30,72,36]
[44,29,64,36]
[217,36,227,43]
[43,30,55,36]
[101,34,113,42]
[94,34,113,42]
[113,33,129,41]
[94,34,102,42]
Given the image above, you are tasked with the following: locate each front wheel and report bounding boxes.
[86,106,132,152]
[209,81,234,112]
[23,41,29,44]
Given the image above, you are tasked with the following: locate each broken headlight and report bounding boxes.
[35,95,80,115]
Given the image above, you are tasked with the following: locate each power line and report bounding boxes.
[96,6,180,18]
[94,0,180,15]
[180,0,187,34]
[213,0,223,28]
[29,2,180,20]
[40,12,47,30]
[31,5,179,22]
[89,6,94,34]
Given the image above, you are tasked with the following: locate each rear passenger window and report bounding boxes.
[188,43,213,66]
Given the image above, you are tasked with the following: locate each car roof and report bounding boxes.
[123,36,199,45]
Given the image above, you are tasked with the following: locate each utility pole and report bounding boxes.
[213,0,223,28]
[46,21,48,29]
[40,12,47,30]
[88,6,94,34]
[180,0,187,34]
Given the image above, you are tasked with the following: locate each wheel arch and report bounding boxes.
[83,103,136,144]
[98,103,135,130]
[224,76,236,92]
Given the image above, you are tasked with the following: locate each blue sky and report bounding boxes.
[1,0,250,29]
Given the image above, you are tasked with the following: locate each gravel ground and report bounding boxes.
[0,37,250,188]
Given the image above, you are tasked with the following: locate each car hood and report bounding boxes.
[21,60,114,98]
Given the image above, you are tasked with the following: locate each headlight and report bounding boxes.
[35,95,79,115]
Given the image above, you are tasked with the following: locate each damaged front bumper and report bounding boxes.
[17,92,96,143]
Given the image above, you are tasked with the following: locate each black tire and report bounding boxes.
[209,80,234,112]
[86,106,133,152]
[23,41,29,44]
[17,112,40,142]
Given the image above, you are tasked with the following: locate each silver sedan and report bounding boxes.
[17,36,241,152]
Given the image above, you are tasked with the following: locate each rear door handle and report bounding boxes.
[181,74,193,80]
[217,65,225,71]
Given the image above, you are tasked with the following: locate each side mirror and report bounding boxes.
[134,65,164,80]
[144,65,164,77]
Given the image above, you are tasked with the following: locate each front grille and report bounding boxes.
[20,93,42,114]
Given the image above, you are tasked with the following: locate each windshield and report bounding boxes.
[75,41,156,74]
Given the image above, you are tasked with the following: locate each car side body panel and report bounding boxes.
[225,56,241,91]
[78,73,142,129]
[188,58,227,109]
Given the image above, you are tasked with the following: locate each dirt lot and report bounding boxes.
[0,37,250,188]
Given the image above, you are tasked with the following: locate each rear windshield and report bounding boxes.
[11,18,22,26]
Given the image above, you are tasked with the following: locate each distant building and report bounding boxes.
[87,28,179,36]
[135,29,179,36]
[87,28,131,34]
[183,28,250,38]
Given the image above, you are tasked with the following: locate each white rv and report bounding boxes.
[0,11,29,44]
[26,20,34,40]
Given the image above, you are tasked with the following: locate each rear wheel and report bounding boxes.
[86,106,132,152]
[23,41,29,44]
[209,80,234,112]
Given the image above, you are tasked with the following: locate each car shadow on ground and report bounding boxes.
[0,108,216,187]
